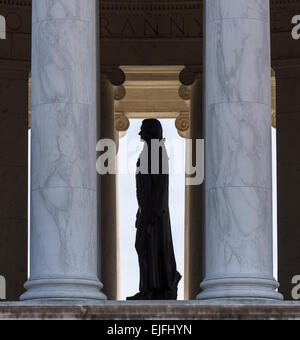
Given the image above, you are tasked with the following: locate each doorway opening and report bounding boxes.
[118,118,186,300]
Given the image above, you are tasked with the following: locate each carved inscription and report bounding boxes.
[100,15,203,39]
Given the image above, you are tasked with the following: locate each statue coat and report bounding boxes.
[135,143,181,299]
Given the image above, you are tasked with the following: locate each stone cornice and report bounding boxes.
[0,1,299,43]
[100,1,202,12]
[1,0,300,11]
[100,0,300,11]
[271,0,300,7]
[0,0,31,9]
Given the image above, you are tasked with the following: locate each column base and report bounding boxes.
[20,277,107,302]
[197,276,283,301]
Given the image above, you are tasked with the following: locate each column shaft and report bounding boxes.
[21,0,106,301]
[99,74,120,300]
[185,74,204,300]
[274,64,300,300]
[198,0,282,300]
[0,63,29,301]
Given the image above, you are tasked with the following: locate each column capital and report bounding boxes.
[179,66,202,86]
[178,85,191,101]
[115,112,130,138]
[114,85,126,101]
[100,66,126,86]
[175,112,190,139]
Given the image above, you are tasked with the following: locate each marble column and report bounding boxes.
[273,62,300,300]
[21,0,106,301]
[180,68,204,300]
[98,69,125,300]
[198,0,282,300]
[0,62,29,301]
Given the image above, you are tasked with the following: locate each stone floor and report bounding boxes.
[0,300,300,320]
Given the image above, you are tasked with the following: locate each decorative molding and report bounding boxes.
[0,0,300,11]
[175,112,190,139]
[178,85,191,101]
[0,0,31,9]
[271,0,300,7]
[1,0,300,10]
[100,0,300,12]
[115,65,190,120]
[114,85,126,101]
[115,112,130,132]
[101,66,126,86]
[179,66,202,86]
[100,1,202,12]
[121,65,184,83]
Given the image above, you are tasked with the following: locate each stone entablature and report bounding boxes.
[1,0,300,64]
[100,1,203,39]
[1,0,300,36]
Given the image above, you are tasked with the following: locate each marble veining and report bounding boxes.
[206,0,269,23]
[32,0,93,24]
[206,19,271,106]
[205,102,272,190]
[31,20,95,107]
[31,103,96,191]
[205,187,273,276]
[21,0,105,301]
[30,188,97,277]
[199,0,282,300]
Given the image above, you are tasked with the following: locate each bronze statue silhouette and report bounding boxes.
[127,119,182,300]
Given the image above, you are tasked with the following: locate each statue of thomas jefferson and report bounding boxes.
[127,119,182,300]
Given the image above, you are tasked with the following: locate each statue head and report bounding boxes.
[139,119,163,143]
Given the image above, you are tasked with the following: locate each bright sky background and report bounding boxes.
[272,127,278,281]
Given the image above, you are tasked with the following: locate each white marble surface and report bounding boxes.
[30,188,97,277]
[32,0,93,23]
[206,0,269,22]
[205,187,273,276]
[206,20,271,106]
[21,0,105,301]
[31,103,96,191]
[31,19,95,106]
[206,102,272,190]
[199,0,282,300]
